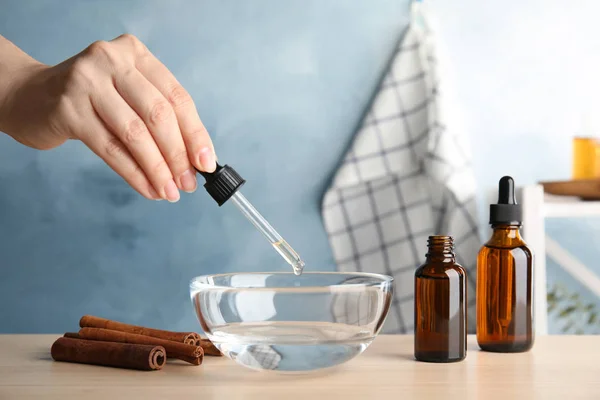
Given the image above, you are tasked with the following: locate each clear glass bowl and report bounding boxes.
[189,272,393,372]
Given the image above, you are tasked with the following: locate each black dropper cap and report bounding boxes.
[489,176,522,225]
[197,163,245,206]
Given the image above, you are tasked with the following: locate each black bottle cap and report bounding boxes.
[489,176,522,225]
[197,163,245,206]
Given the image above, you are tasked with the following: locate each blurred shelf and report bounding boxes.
[544,193,600,218]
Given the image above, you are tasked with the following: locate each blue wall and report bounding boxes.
[0,0,411,332]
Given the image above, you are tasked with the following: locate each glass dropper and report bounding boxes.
[197,164,305,275]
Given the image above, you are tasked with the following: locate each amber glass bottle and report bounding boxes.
[477,176,534,352]
[414,236,466,363]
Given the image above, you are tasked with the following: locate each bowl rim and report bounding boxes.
[189,271,394,291]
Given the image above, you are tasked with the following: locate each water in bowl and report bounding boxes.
[208,321,374,372]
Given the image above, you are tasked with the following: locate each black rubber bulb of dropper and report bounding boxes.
[498,176,517,204]
[195,163,246,206]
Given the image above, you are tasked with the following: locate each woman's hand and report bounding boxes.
[0,34,216,202]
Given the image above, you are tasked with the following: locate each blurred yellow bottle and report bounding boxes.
[572,137,600,179]
[573,113,600,179]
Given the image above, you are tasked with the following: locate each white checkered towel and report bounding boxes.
[322,1,480,334]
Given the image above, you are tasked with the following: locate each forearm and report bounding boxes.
[0,35,44,131]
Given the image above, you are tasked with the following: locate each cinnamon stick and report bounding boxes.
[79,315,200,345]
[200,338,222,356]
[63,332,80,339]
[188,332,202,346]
[78,327,203,365]
[173,355,203,365]
[51,337,165,371]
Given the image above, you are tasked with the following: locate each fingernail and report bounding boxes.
[198,147,217,172]
[164,179,180,203]
[180,169,197,193]
[148,186,160,200]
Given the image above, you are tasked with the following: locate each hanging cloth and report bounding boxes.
[322,0,480,333]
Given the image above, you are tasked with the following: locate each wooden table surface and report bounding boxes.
[1,334,598,399]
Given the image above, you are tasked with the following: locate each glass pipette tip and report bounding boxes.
[230,191,305,275]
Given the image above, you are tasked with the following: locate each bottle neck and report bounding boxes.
[488,224,523,247]
[425,236,456,263]
[491,224,522,239]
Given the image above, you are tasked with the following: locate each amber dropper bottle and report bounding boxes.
[414,236,467,363]
[476,176,534,352]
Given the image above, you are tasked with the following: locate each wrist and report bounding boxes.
[0,36,46,133]
[0,61,48,133]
